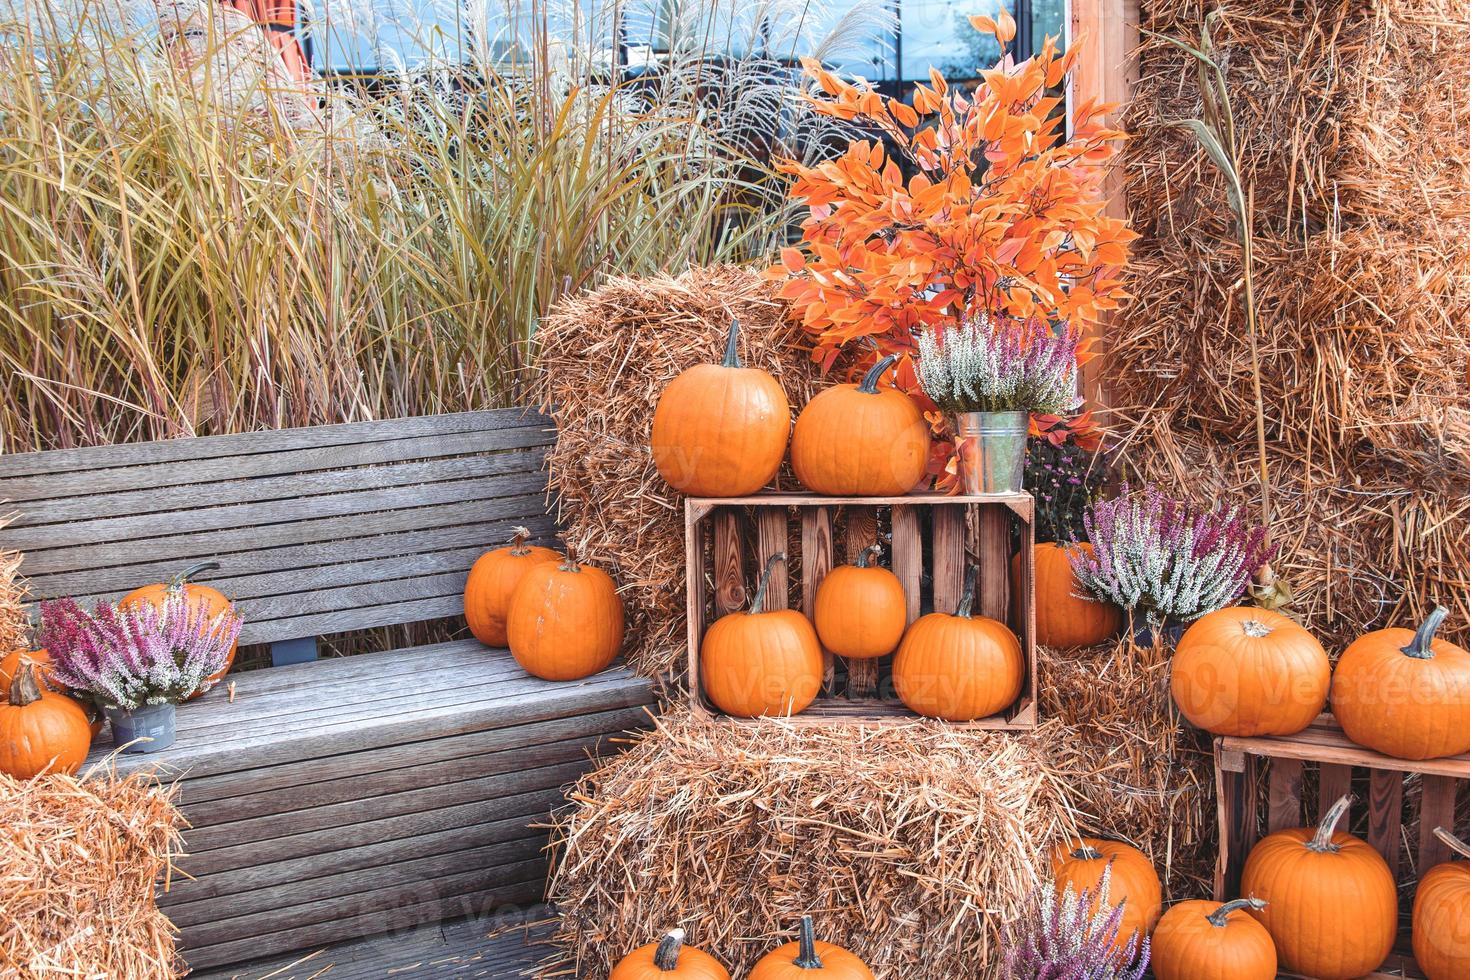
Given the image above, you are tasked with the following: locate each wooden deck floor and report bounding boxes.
[190,910,560,979]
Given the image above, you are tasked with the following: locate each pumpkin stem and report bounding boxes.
[854,543,883,569]
[170,560,221,591]
[509,526,534,556]
[559,542,581,573]
[652,928,686,971]
[750,553,786,615]
[857,354,899,394]
[792,915,824,970]
[721,319,743,369]
[1240,620,1271,638]
[9,660,42,707]
[1402,605,1449,660]
[1433,827,1470,861]
[1071,845,1106,861]
[954,565,979,618]
[1307,794,1353,853]
[1206,897,1267,927]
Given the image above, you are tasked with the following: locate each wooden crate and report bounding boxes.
[1215,717,1470,980]
[684,491,1036,728]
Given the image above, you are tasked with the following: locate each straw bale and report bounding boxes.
[532,266,826,678]
[0,766,185,978]
[542,713,1073,979]
[0,534,24,654]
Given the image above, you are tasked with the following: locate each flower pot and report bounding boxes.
[954,410,1028,494]
[106,702,177,754]
[1128,612,1187,649]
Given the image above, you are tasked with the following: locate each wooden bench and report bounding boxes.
[0,409,656,971]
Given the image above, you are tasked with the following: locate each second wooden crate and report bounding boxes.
[684,491,1036,728]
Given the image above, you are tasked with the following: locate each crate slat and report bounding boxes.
[1267,757,1304,831]
[891,504,922,626]
[1420,775,1460,871]
[756,509,789,610]
[799,506,835,692]
[977,503,1010,621]
[1368,768,1404,876]
[713,510,745,615]
[931,505,965,616]
[844,505,881,698]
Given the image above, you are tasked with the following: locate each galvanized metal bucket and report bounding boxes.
[954,410,1028,494]
[106,702,177,754]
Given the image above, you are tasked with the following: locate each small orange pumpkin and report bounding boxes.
[813,543,907,660]
[1414,827,1470,980]
[506,552,624,681]
[1050,836,1163,951]
[747,916,874,980]
[701,554,823,718]
[1,639,103,738]
[1014,542,1122,648]
[651,319,791,498]
[463,527,560,647]
[610,928,731,980]
[0,661,93,779]
[892,565,1024,721]
[1240,794,1397,980]
[1171,606,1331,737]
[1151,898,1277,980]
[121,561,236,699]
[1332,605,1470,760]
[790,355,931,496]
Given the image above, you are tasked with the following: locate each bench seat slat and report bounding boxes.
[0,408,549,481]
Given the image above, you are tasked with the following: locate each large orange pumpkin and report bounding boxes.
[812,544,906,660]
[506,554,624,681]
[747,916,874,980]
[463,527,560,647]
[790,355,930,496]
[1240,794,1397,980]
[1171,606,1331,737]
[1414,827,1470,980]
[651,318,790,498]
[1049,836,1163,951]
[1150,898,1277,980]
[1332,605,1470,760]
[610,928,731,980]
[121,560,236,699]
[892,566,1023,721]
[701,554,822,718]
[0,661,92,779]
[1014,542,1122,648]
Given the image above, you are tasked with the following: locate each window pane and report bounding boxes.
[899,0,1011,80]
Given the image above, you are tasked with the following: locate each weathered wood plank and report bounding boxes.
[1267,758,1304,832]
[0,409,551,486]
[890,504,922,626]
[755,508,789,610]
[1366,768,1403,876]
[713,510,745,615]
[931,505,965,616]
[1318,764,1354,826]
[1419,776,1460,871]
[843,506,880,699]
[799,507,834,692]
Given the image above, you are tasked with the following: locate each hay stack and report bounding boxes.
[1112,0,1470,645]
[533,266,826,678]
[0,767,185,977]
[543,714,1072,979]
[0,533,24,653]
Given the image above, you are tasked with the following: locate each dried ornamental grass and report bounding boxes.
[0,766,185,978]
[532,266,827,678]
[543,712,1074,979]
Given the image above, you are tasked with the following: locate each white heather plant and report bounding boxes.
[39,593,242,709]
[1002,866,1150,980]
[916,316,1082,415]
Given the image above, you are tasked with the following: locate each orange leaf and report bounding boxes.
[889,98,920,128]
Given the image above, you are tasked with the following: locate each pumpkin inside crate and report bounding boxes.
[683,491,1036,728]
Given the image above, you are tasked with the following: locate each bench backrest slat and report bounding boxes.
[0,409,556,646]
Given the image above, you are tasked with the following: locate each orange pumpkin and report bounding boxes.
[790,355,930,496]
[1,645,104,738]
[1171,606,1331,737]
[1151,898,1277,980]
[1050,836,1163,951]
[1332,605,1470,760]
[0,661,92,779]
[610,928,731,980]
[813,544,906,660]
[1014,542,1121,648]
[506,553,624,681]
[1414,827,1470,980]
[121,560,236,699]
[1240,794,1397,980]
[463,527,560,647]
[651,319,790,497]
[701,554,822,718]
[892,565,1023,721]
[748,916,874,980]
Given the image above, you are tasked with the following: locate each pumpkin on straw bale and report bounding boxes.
[0,766,185,977]
[533,266,826,679]
[543,713,1073,979]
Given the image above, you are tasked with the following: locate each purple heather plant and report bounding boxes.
[1070,483,1277,626]
[917,316,1082,415]
[1002,868,1150,980]
[39,593,241,710]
